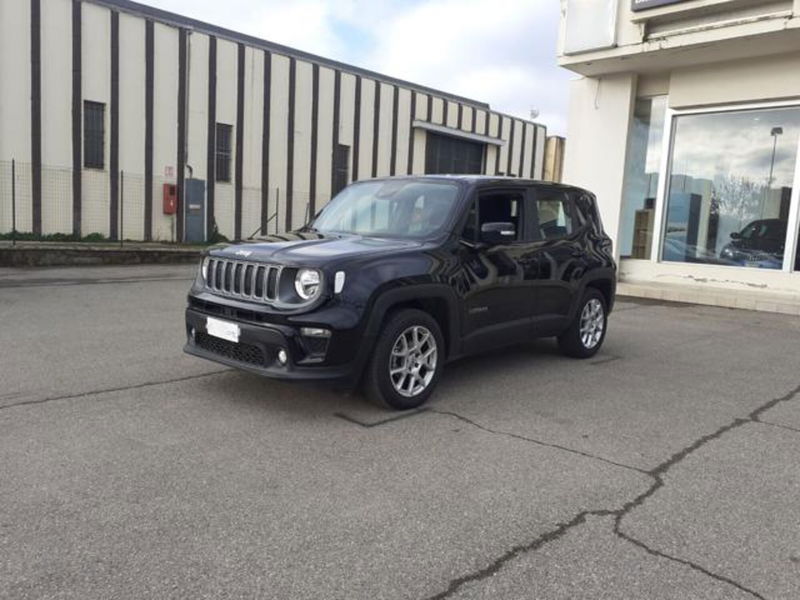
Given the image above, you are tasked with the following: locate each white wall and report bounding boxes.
[0,0,32,231]
[152,23,179,241]
[118,13,146,241]
[563,74,636,254]
[81,2,111,237]
[41,0,73,234]
[213,39,237,239]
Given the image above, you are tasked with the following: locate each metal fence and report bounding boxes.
[0,159,331,245]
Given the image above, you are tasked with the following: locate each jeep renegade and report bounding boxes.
[184,176,616,409]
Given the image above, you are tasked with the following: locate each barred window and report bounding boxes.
[216,123,233,182]
[84,101,105,169]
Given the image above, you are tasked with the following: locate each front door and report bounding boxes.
[457,187,536,352]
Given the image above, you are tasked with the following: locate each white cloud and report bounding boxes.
[143,0,570,134]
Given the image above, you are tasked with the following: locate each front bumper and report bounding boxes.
[184,307,360,384]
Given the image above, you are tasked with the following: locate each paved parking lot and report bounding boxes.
[1,264,799,600]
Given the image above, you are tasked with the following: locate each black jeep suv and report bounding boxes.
[184,176,616,409]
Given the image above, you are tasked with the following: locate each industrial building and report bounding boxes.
[0,0,553,243]
[560,0,800,314]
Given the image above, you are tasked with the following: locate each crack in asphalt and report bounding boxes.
[753,420,800,434]
[428,409,649,475]
[0,370,232,412]
[422,382,800,600]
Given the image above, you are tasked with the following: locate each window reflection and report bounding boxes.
[662,107,800,269]
[620,96,667,259]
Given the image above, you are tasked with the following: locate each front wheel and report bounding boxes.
[558,289,608,358]
[363,309,444,410]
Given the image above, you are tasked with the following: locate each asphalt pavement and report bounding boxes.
[1,265,799,599]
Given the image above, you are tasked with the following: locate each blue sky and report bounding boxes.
[145,0,572,135]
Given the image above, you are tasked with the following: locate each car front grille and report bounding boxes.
[205,258,282,303]
[194,331,267,367]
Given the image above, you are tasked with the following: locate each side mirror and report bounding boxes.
[481,222,516,245]
[730,232,741,240]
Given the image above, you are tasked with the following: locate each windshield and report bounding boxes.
[311,180,460,239]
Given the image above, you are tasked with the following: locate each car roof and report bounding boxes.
[363,174,592,195]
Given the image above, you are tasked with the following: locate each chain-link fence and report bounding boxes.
[0,159,336,245]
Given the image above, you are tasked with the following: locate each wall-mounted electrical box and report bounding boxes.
[163,184,177,215]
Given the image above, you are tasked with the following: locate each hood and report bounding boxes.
[209,231,425,266]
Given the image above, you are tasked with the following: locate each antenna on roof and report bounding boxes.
[529,108,540,120]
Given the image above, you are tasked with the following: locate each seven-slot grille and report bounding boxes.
[205,258,282,303]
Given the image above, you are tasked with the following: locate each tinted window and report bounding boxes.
[312,180,459,239]
[533,189,573,241]
[478,191,523,241]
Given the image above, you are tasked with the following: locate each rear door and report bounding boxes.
[525,186,586,334]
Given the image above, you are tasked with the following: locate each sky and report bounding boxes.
[143,0,572,135]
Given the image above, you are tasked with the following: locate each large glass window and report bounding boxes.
[662,106,800,270]
[620,96,667,259]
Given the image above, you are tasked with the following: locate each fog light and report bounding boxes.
[189,327,196,341]
[300,327,331,338]
[277,349,288,365]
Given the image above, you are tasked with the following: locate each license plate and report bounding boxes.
[206,317,240,343]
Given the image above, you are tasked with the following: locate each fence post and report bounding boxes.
[11,159,16,247]
[119,170,124,248]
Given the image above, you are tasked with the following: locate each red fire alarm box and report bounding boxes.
[163,184,178,215]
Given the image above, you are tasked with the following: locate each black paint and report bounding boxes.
[530,126,539,178]
[261,50,272,234]
[234,43,245,240]
[110,11,120,239]
[371,81,380,178]
[176,28,188,242]
[506,119,515,176]
[331,69,341,194]
[407,91,416,175]
[285,57,296,231]
[309,63,319,218]
[30,0,42,235]
[205,36,217,238]
[71,0,82,237]
[389,86,398,176]
[352,76,361,182]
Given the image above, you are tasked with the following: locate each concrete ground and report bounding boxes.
[1,265,799,600]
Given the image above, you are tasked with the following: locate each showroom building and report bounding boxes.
[560,0,800,314]
[0,0,552,243]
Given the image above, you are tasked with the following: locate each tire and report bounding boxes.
[558,289,608,359]
[363,309,445,410]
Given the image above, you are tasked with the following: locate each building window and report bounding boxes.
[332,144,350,197]
[661,106,800,270]
[215,123,233,182]
[84,101,105,169]
[425,132,483,175]
[619,96,667,259]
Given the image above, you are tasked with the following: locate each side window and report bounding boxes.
[533,189,573,241]
[477,191,523,241]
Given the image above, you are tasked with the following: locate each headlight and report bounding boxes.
[294,268,321,300]
[200,257,210,281]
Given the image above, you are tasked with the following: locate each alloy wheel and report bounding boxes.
[389,325,438,397]
[579,298,605,349]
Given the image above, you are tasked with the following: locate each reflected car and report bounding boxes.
[719,219,786,269]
